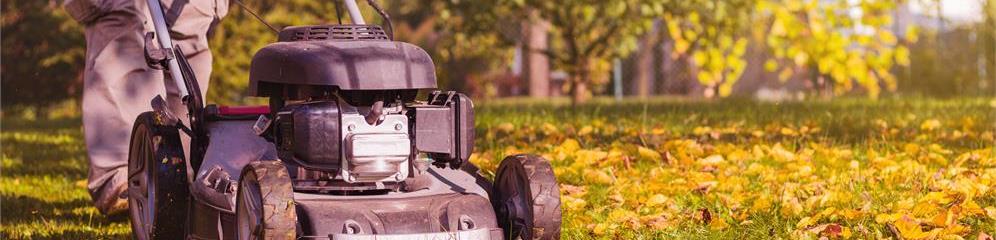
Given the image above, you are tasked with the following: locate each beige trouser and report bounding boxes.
[64,0,228,214]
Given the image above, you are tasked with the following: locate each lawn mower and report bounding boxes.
[127,0,562,239]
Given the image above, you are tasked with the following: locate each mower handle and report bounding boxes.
[146,0,190,98]
[343,0,366,24]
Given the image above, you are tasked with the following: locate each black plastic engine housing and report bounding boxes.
[412,91,474,169]
[275,100,341,170]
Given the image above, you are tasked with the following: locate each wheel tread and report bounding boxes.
[240,160,297,240]
[495,154,562,240]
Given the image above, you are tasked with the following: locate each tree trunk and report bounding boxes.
[634,22,660,98]
[525,11,550,98]
[570,60,591,104]
[985,0,996,94]
[572,80,589,104]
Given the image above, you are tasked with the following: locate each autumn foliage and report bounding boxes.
[471,98,996,239]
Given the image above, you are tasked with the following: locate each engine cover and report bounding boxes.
[276,101,342,170]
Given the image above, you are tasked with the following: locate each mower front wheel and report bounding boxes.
[236,160,297,240]
[493,154,563,240]
[127,111,189,240]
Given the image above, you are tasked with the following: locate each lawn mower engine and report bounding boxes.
[255,24,473,189]
[270,89,472,189]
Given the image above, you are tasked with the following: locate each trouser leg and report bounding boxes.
[82,8,163,214]
[82,0,219,215]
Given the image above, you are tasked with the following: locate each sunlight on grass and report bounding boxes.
[2,98,994,239]
[1,117,130,239]
[473,97,996,239]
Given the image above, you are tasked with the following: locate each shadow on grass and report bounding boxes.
[1,194,130,239]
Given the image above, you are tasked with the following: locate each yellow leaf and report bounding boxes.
[751,130,765,138]
[497,122,515,132]
[709,217,729,230]
[637,146,662,162]
[904,143,921,155]
[699,154,725,166]
[940,223,969,236]
[927,208,953,227]
[875,213,903,223]
[647,194,670,207]
[796,216,817,229]
[841,226,852,238]
[592,223,610,235]
[894,216,939,240]
[541,123,558,134]
[920,119,941,131]
[583,169,615,185]
[559,139,581,153]
[562,195,588,211]
[578,125,594,136]
[751,196,772,212]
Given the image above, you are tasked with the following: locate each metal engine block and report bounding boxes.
[274,98,410,188]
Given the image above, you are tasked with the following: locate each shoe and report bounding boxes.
[95,183,128,216]
[104,197,129,216]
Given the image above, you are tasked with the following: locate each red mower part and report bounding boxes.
[218,106,270,115]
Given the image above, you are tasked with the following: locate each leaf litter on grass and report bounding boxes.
[3,98,995,239]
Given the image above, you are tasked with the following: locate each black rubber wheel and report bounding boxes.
[127,111,189,240]
[493,154,563,240]
[236,161,297,240]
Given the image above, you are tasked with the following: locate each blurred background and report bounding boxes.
[3,1,996,238]
[2,0,995,114]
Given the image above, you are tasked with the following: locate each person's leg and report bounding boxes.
[82,0,225,215]
[81,3,165,215]
[160,0,226,99]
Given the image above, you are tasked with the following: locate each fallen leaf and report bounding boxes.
[979,232,993,240]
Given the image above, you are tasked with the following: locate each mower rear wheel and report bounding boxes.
[493,154,563,240]
[236,160,297,240]
[127,111,189,240]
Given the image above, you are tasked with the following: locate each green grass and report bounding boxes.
[2,97,994,239]
[2,118,131,239]
[472,97,996,239]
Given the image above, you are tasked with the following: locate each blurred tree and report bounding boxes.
[663,0,913,98]
[661,0,755,97]
[892,0,994,97]
[756,0,913,98]
[504,0,662,103]
[983,0,996,94]
[430,0,518,98]
[1,0,85,116]
[900,27,981,96]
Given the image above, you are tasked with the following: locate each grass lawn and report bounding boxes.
[3,97,995,239]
